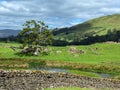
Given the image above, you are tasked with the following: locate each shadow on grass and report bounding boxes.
[14,52,34,57]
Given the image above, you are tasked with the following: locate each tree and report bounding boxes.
[19,20,52,55]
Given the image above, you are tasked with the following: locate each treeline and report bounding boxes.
[0,36,18,42]
[71,30,120,45]
[0,30,120,46]
[52,30,120,46]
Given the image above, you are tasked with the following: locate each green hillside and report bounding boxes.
[53,14,120,42]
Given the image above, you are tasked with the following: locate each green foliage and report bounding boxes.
[18,20,52,55]
[19,20,52,46]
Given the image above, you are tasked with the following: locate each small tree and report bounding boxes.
[19,20,52,55]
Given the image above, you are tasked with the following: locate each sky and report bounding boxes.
[0,0,120,30]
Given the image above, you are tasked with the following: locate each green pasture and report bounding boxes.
[0,42,120,78]
[0,42,120,64]
[45,87,111,90]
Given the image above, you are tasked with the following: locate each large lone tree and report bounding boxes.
[19,20,52,55]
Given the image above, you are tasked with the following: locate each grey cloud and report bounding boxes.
[0,0,120,29]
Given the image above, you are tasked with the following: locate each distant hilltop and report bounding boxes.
[53,14,120,43]
[0,29,20,38]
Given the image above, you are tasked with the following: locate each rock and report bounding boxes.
[56,50,62,54]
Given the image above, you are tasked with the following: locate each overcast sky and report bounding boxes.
[0,0,120,30]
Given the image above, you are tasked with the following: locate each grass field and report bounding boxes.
[45,87,111,90]
[0,42,120,64]
[45,87,94,90]
[0,42,120,78]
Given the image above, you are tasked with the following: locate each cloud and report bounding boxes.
[0,0,120,29]
[100,8,120,13]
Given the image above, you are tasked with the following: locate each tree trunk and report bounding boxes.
[33,45,40,56]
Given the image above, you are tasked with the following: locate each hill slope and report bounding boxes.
[53,14,120,42]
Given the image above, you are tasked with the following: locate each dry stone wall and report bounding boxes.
[0,70,120,90]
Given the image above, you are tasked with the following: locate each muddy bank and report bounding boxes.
[0,70,120,90]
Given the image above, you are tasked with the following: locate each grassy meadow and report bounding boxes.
[0,42,120,64]
[45,87,112,90]
[45,87,95,90]
[0,42,120,79]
